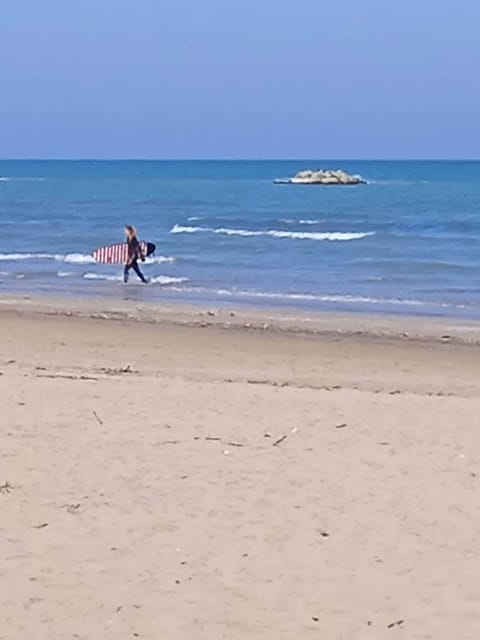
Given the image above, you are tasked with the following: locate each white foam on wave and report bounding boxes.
[83,272,188,285]
[0,176,46,182]
[63,253,96,264]
[83,272,122,281]
[208,288,428,306]
[0,252,55,261]
[249,291,466,309]
[0,252,176,265]
[234,291,432,306]
[157,283,465,310]
[144,255,176,265]
[171,225,202,234]
[150,275,188,285]
[57,271,74,278]
[170,224,373,241]
[0,252,95,264]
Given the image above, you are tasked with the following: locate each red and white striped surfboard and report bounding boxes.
[92,241,150,265]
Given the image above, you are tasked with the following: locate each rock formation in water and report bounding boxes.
[274,169,367,185]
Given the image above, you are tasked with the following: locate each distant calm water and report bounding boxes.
[1,160,480,317]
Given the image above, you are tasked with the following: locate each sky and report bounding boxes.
[1,0,480,159]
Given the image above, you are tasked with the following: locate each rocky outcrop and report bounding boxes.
[274,169,367,185]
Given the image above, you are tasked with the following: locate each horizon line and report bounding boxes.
[1,157,480,162]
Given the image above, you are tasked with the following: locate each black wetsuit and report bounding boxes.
[124,236,147,283]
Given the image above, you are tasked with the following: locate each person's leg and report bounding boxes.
[131,260,147,283]
[123,263,130,283]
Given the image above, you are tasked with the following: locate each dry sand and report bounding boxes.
[1,296,480,639]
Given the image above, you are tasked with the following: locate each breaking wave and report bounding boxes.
[0,252,96,264]
[0,252,176,265]
[170,224,374,241]
[150,275,188,285]
[82,272,187,285]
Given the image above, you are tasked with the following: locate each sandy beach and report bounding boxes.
[2,296,480,639]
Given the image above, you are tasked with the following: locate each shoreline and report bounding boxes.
[1,277,478,322]
[2,292,480,345]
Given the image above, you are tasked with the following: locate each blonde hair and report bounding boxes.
[125,225,137,238]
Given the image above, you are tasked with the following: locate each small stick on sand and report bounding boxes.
[387,619,404,629]
[37,373,98,381]
[92,410,103,425]
[273,435,287,447]
[0,481,13,493]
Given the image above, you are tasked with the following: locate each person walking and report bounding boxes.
[124,225,148,283]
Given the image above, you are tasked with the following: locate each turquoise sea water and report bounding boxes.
[1,160,480,317]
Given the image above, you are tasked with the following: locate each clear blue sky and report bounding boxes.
[1,0,479,159]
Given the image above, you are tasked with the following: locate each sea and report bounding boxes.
[1,160,480,318]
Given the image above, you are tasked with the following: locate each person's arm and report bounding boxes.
[126,239,134,265]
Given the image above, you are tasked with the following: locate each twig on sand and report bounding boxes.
[204,436,246,447]
[32,523,49,529]
[387,620,404,629]
[335,423,348,429]
[0,481,13,494]
[92,410,103,425]
[273,435,287,447]
[37,373,98,381]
